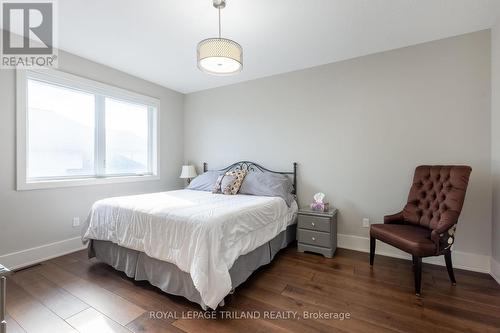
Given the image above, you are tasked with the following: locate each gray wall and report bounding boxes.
[185,30,492,256]
[492,22,500,263]
[0,51,184,256]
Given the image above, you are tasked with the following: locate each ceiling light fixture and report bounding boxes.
[197,0,243,75]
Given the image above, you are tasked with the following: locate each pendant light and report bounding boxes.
[197,0,243,75]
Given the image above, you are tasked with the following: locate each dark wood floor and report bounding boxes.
[5,246,500,333]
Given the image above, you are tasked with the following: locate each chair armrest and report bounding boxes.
[433,210,459,234]
[430,210,460,254]
[384,211,404,224]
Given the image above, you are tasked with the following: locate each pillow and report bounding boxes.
[222,170,248,195]
[212,174,225,193]
[221,174,237,195]
[239,172,295,206]
[188,171,221,191]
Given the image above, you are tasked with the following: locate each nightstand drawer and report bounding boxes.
[297,229,331,248]
[298,214,331,232]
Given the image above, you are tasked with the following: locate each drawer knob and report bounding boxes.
[311,222,315,227]
[312,237,316,241]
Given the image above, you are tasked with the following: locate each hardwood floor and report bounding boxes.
[5,247,500,333]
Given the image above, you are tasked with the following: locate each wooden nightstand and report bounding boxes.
[297,208,338,258]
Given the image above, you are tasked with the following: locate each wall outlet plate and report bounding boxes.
[362,218,370,228]
[72,217,80,227]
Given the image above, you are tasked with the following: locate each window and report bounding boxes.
[27,80,96,179]
[104,98,151,175]
[17,69,159,190]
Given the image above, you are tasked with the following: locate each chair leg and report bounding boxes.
[369,237,375,266]
[414,256,422,296]
[444,250,457,285]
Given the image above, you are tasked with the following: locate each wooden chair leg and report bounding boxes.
[414,256,422,296]
[369,237,375,266]
[444,250,457,285]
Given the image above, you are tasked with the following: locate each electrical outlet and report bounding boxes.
[72,217,80,227]
[362,218,370,228]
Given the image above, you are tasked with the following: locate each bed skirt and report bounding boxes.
[87,224,296,309]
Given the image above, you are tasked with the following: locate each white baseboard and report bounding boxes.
[0,237,86,270]
[337,233,491,273]
[491,258,500,284]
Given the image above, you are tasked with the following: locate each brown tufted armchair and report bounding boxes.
[369,165,471,296]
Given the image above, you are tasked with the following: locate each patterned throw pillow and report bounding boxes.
[222,170,248,195]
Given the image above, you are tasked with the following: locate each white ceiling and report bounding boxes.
[56,0,500,93]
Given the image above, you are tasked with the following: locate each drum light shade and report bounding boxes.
[197,38,243,75]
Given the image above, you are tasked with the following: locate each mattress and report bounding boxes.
[82,189,298,309]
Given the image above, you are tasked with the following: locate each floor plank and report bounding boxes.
[35,263,145,325]
[126,313,185,333]
[10,266,90,319]
[5,314,26,333]
[66,308,132,333]
[5,279,77,333]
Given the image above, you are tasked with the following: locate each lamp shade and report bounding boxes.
[180,165,197,179]
[197,38,243,75]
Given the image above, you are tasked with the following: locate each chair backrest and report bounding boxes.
[403,165,471,230]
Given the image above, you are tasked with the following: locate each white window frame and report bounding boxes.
[16,68,160,190]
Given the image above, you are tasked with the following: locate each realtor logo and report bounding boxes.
[1,0,57,68]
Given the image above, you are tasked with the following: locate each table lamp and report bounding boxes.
[180,165,197,184]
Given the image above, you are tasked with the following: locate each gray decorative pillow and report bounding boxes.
[187,171,221,191]
[221,175,237,195]
[212,174,224,193]
[239,172,295,206]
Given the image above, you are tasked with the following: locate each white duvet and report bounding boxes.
[82,189,297,309]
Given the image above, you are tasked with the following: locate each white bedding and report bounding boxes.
[82,189,297,309]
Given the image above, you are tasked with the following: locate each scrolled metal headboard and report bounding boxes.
[203,161,298,195]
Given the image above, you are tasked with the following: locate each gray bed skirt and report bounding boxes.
[88,224,296,309]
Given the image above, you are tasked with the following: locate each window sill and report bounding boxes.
[17,174,160,191]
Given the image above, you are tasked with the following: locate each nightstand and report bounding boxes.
[297,208,337,258]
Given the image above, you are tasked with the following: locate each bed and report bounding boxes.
[82,161,298,309]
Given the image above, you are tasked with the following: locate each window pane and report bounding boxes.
[105,98,150,175]
[27,79,95,179]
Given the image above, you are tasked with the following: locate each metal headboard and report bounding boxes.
[203,161,298,195]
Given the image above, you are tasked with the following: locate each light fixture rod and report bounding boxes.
[213,0,225,38]
[218,7,221,38]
